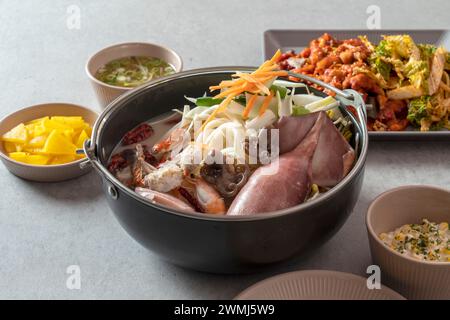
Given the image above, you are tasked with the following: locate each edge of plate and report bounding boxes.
[235,269,406,300]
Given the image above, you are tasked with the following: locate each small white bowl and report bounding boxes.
[0,103,98,182]
[367,185,450,300]
[86,42,183,108]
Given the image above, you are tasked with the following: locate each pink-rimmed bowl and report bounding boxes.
[367,185,450,300]
[86,42,183,108]
[0,103,98,182]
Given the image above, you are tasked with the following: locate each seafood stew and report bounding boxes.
[86,66,367,271]
[106,52,358,216]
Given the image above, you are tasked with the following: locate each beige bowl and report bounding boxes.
[367,185,450,300]
[86,42,183,108]
[0,103,98,182]
[235,270,405,300]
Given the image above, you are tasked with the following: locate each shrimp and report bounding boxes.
[179,177,226,214]
[132,144,157,187]
[152,127,188,156]
[135,187,195,213]
[195,178,226,214]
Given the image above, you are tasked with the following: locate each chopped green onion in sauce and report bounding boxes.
[95,56,175,87]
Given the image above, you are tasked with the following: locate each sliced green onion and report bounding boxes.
[270,85,287,99]
[195,96,247,107]
[305,96,339,112]
[195,97,225,107]
[292,105,310,116]
[234,96,246,105]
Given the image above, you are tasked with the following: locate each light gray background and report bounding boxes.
[0,0,449,299]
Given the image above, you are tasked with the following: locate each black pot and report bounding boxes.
[84,67,368,273]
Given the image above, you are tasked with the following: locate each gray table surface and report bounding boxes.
[0,0,449,299]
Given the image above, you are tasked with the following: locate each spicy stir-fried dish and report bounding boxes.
[278,33,450,131]
[107,51,356,215]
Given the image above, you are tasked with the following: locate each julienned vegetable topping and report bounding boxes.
[380,219,450,262]
[95,56,175,87]
[1,116,92,165]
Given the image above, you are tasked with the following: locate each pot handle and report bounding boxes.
[286,71,368,136]
[81,138,105,175]
[335,89,368,138]
[287,71,353,100]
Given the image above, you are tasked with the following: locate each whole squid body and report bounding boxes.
[228,111,355,215]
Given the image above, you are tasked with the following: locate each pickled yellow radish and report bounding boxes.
[52,116,85,129]
[3,141,18,153]
[83,123,92,135]
[1,115,92,165]
[25,123,38,136]
[75,130,89,148]
[23,154,51,165]
[43,130,77,155]
[23,147,46,154]
[38,118,75,136]
[2,123,28,144]
[10,152,51,165]
[28,135,47,148]
[9,152,27,162]
[50,155,77,165]
[27,116,49,124]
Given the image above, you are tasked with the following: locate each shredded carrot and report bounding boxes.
[270,49,282,63]
[254,82,271,95]
[232,72,277,82]
[255,58,279,72]
[256,70,288,77]
[242,94,258,119]
[231,73,260,82]
[209,85,224,91]
[245,89,262,95]
[256,60,272,71]
[254,75,275,83]
[210,79,245,91]
[260,64,279,72]
[200,49,287,130]
[259,91,274,116]
[213,84,247,99]
[200,94,237,131]
[232,73,270,95]
[232,73,275,86]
